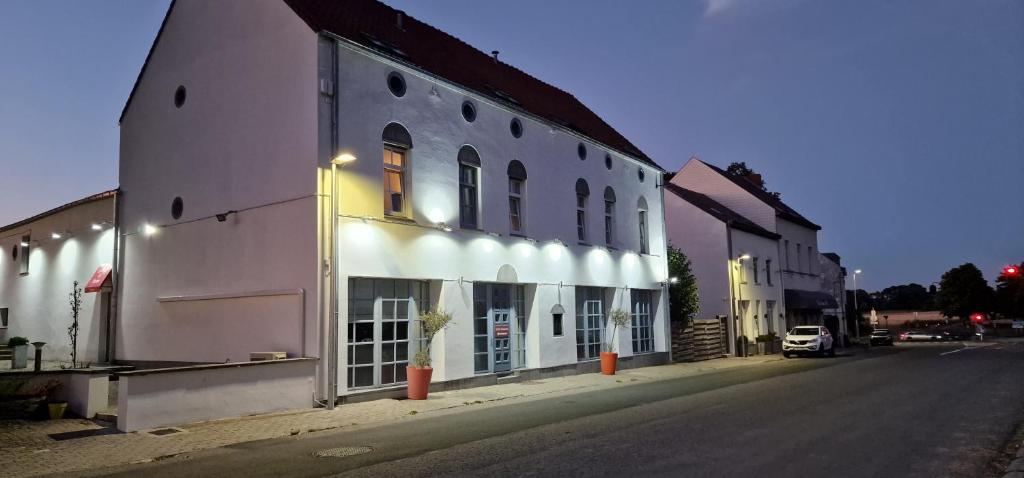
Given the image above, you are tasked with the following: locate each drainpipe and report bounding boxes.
[326,37,340,410]
[108,190,123,364]
[725,225,738,356]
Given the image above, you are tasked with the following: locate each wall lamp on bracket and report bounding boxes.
[738,254,751,261]
[215,210,238,222]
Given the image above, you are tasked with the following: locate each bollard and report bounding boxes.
[31,342,46,372]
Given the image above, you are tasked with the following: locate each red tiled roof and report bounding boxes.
[283,0,657,168]
[700,160,821,231]
[0,190,118,234]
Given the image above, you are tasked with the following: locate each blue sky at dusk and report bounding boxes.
[1,0,1021,290]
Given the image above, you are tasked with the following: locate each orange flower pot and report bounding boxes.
[406,366,433,400]
[600,352,618,375]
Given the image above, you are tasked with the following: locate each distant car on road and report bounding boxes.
[870,329,895,346]
[898,330,943,341]
[783,326,835,358]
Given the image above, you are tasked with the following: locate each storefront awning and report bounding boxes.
[85,264,113,293]
[784,289,838,310]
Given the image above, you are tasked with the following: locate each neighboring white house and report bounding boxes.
[116,0,670,402]
[669,158,837,333]
[0,191,117,362]
[819,252,848,341]
[663,183,786,353]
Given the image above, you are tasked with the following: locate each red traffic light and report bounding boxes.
[970,313,985,324]
[1004,265,1020,277]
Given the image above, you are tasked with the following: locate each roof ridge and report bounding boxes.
[0,189,118,234]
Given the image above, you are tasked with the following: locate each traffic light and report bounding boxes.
[970,313,985,324]
[1003,265,1020,277]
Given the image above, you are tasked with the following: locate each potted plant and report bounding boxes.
[601,309,631,375]
[8,336,29,369]
[45,380,67,420]
[406,309,453,400]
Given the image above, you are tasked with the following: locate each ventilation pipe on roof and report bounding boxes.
[396,11,404,30]
[491,50,500,63]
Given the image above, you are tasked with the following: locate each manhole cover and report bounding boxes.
[312,446,373,458]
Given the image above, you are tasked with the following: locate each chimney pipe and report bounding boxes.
[396,11,404,30]
[491,50,500,63]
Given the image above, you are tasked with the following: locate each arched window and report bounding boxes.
[382,123,413,216]
[458,145,481,229]
[637,196,649,254]
[507,160,527,234]
[575,178,590,242]
[603,186,616,246]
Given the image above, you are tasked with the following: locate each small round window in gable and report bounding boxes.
[510,118,523,138]
[387,72,406,97]
[171,197,184,220]
[577,143,587,160]
[174,85,186,108]
[462,101,476,122]
[604,154,612,170]
[638,168,646,183]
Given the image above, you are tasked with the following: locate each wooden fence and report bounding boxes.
[671,318,728,363]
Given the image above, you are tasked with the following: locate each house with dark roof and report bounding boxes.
[664,183,786,354]
[0,190,118,364]
[116,0,670,409]
[668,158,841,347]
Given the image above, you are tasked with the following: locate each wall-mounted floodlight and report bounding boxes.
[738,254,752,260]
[669,277,679,284]
[91,223,103,231]
[215,210,238,222]
[142,223,159,236]
[437,222,453,232]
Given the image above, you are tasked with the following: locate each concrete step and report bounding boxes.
[94,411,117,423]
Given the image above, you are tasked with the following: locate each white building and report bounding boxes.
[0,191,117,362]
[663,183,786,353]
[669,158,837,335]
[819,252,848,341]
[116,0,670,401]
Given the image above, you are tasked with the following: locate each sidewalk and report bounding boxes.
[0,355,782,478]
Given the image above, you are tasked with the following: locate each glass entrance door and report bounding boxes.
[473,283,526,374]
[576,287,605,361]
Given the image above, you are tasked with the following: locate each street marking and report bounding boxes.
[939,342,998,356]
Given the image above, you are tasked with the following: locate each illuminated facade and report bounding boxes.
[116,0,669,400]
[0,191,117,362]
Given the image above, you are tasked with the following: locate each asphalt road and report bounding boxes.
[85,341,1024,478]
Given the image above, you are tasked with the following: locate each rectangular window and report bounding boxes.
[459,164,478,229]
[638,209,649,254]
[739,259,747,284]
[766,301,776,334]
[576,194,588,242]
[383,148,407,216]
[630,290,654,354]
[346,278,429,389]
[0,308,8,328]
[508,178,523,234]
[575,287,604,361]
[784,240,790,270]
[808,247,814,274]
[604,200,614,245]
[752,257,760,284]
[766,259,773,285]
[19,235,30,275]
[513,285,527,369]
[796,243,802,272]
[552,313,564,337]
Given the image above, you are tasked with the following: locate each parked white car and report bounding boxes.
[782,326,835,358]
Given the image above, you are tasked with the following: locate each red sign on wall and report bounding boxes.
[494,324,510,338]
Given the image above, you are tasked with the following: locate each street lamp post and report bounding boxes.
[852,269,862,340]
[326,153,356,410]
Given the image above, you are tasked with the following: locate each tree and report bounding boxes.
[994,261,1024,319]
[936,263,993,325]
[725,162,782,199]
[870,283,933,310]
[68,281,83,368]
[667,244,699,325]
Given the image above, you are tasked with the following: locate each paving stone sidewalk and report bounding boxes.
[0,355,781,478]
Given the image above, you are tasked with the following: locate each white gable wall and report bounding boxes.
[671,159,777,232]
[117,0,321,364]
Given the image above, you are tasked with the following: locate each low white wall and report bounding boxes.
[0,369,110,418]
[117,358,316,432]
